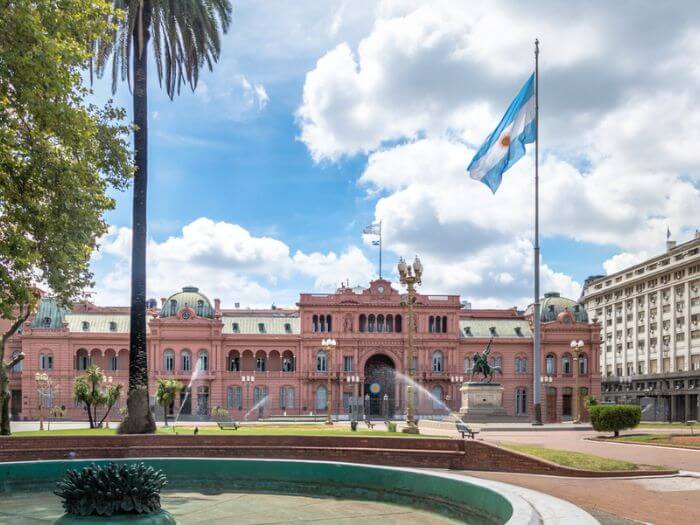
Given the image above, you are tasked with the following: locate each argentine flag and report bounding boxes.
[468,74,536,193]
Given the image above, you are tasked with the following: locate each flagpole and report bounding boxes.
[379,220,383,279]
[532,38,543,426]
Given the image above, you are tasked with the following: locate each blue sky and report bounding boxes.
[89,0,700,309]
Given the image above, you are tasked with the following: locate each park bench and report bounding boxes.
[687,420,697,436]
[363,417,375,429]
[455,421,479,439]
[217,421,240,430]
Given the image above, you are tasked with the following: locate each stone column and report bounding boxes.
[685,394,690,422]
[671,394,677,422]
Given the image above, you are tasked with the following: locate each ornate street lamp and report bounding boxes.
[345,374,361,421]
[540,375,553,423]
[570,339,584,423]
[242,375,255,420]
[34,372,49,431]
[398,256,422,434]
[322,338,337,425]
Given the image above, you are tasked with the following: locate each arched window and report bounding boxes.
[198,350,208,372]
[326,315,332,332]
[282,351,295,372]
[368,314,376,332]
[315,385,327,411]
[515,356,528,374]
[579,353,588,375]
[182,351,191,372]
[279,386,295,409]
[169,299,177,316]
[164,350,175,372]
[515,388,528,415]
[562,353,572,375]
[312,314,319,333]
[377,314,384,333]
[386,315,394,332]
[429,316,435,333]
[319,315,326,332]
[227,386,242,410]
[464,355,472,373]
[442,316,448,333]
[395,315,402,333]
[490,354,502,369]
[228,351,240,372]
[109,353,119,371]
[435,316,442,333]
[431,385,444,409]
[255,352,267,372]
[545,353,556,375]
[76,349,89,371]
[316,351,327,372]
[359,314,367,333]
[432,350,444,372]
[39,352,53,370]
[196,300,204,316]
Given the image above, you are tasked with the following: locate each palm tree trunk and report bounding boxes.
[119,1,156,434]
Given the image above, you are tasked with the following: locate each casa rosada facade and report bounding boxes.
[4,280,601,423]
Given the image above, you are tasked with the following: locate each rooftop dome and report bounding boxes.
[539,292,588,323]
[160,286,214,318]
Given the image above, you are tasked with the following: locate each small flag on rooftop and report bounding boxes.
[363,221,383,278]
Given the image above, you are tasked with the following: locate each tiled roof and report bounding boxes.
[65,314,135,333]
[30,298,67,328]
[222,315,300,335]
[459,319,532,339]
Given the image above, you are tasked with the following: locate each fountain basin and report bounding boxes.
[0,458,597,524]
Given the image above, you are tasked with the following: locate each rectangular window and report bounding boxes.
[343,356,353,372]
[110,356,118,371]
[227,386,242,410]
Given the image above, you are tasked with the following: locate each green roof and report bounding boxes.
[222,315,300,335]
[160,286,214,319]
[65,314,138,334]
[459,319,532,338]
[30,298,67,328]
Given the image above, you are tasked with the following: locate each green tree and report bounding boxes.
[73,365,124,428]
[155,378,183,427]
[0,0,132,435]
[93,0,232,435]
[589,404,641,438]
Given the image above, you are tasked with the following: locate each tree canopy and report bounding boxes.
[0,0,133,322]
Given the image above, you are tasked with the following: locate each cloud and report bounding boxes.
[91,218,374,307]
[296,1,700,305]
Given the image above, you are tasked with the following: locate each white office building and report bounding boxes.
[582,231,700,421]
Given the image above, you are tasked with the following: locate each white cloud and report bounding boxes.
[296,0,700,305]
[91,218,374,308]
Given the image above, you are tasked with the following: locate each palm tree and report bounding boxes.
[94,1,232,434]
[155,378,183,427]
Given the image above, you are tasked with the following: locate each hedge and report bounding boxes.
[589,404,641,437]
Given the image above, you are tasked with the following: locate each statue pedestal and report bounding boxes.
[459,383,508,422]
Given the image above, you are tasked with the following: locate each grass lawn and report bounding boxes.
[10,424,434,438]
[638,422,697,429]
[605,433,700,449]
[500,443,644,471]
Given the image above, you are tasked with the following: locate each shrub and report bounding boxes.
[210,406,229,421]
[386,421,397,432]
[54,462,167,517]
[589,404,641,437]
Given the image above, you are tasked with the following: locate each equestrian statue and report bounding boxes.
[469,339,502,383]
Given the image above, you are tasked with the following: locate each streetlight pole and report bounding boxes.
[398,256,422,434]
[322,338,337,425]
[35,372,48,431]
[571,340,584,423]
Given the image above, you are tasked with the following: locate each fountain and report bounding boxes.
[394,370,462,422]
[243,395,268,421]
[172,359,203,430]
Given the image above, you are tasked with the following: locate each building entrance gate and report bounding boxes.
[364,354,395,418]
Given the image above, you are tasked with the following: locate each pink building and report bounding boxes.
[5,280,600,423]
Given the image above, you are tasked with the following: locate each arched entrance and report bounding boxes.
[364,354,395,418]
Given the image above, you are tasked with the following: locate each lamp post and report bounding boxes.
[450,375,464,412]
[398,255,422,434]
[540,375,553,423]
[34,372,49,431]
[322,338,337,425]
[346,374,361,421]
[242,375,255,420]
[570,340,584,423]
